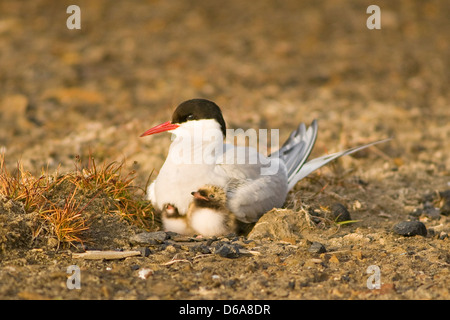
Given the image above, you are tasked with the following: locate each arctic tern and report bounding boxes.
[140,99,388,234]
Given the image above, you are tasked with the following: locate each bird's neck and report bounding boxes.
[167,120,225,165]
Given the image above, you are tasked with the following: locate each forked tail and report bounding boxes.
[271,120,390,190]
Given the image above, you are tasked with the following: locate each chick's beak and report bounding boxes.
[191,191,209,201]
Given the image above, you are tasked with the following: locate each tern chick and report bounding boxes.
[161,203,193,235]
[187,185,237,237]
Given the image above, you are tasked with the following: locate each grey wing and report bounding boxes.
[216,147,289,223]
[225,171,288,223]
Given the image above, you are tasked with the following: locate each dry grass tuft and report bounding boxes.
[0,153,155,248]
[70,155,155,230]
[37,187,89,248]
[0,154,53,212]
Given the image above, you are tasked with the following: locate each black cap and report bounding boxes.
[171,99,227,136]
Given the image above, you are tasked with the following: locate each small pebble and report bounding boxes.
[438,190,450,199]
[331,203,351,222]
[438,232,448,240]
[214,243,240,258]
[223,279,237,288]
[130,231,168,244]
[288,279,296,290]
[190,244,211,254]
[138,247,151,257]
[393,221,427,237]
[422,203,441,219]
[308,241,327,254]
[138,268,153,279]
[439,199,450,216]
[130,264,140,271]
[329,254,340,264]
[409,208,422,217]
[165,245,177,253]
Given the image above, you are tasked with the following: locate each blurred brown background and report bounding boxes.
[0,0,448,185]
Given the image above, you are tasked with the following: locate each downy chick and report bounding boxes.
[187,185,237,237]
[161,203,193,235]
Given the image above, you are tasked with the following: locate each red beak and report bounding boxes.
[191,191,208,201]
[140,121,180,137]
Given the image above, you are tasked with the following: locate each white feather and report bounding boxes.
[189,208,229,237]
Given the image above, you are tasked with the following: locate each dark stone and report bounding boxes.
[214,242,240,258]
[393,221,427,237]
[439,199,450,216]
[308,241,327,254]
[130,231,168,244]
[438,190,450,199]
[138,246,151,257]
[409,208,422,217]
[190,244,211,254]
[288,279,296,290]
[165,231,180,239]
[423,202,441,219]
[331,203,352,222]
[223,279,238,288]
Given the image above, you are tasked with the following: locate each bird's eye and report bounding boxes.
[209,194,215,198]
[186,114,195,121]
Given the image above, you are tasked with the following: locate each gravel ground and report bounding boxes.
[0,0,449,300]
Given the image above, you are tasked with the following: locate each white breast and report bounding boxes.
[148,120,228,214]
[162,216,189,234]
[189,208,229,237]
